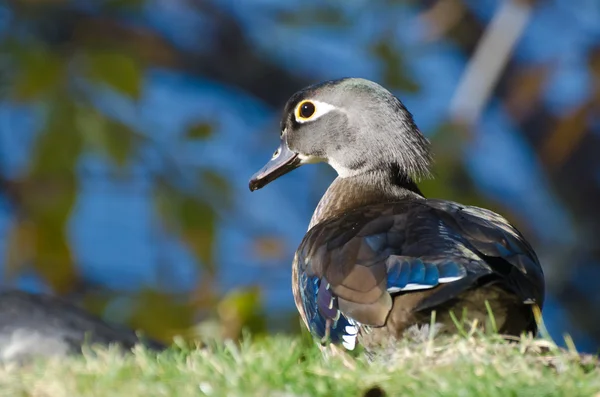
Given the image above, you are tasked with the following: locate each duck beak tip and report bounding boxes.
[249,141,301,191]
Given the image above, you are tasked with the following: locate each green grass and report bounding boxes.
[0,333,598,397]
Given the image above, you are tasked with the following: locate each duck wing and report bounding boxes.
[295,199,544,346]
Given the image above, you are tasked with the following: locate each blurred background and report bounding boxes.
[0,0,598,351]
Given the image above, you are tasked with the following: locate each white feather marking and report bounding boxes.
[344,325,359,335]
[297,153,325,165]
[342,334,356,350]
[387,275,464,294]
[294,100,337,124]
[327,158,361,178]
[402,283,437,291]
[438,276,464,283]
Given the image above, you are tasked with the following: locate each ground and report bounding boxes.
[0,332,598,397]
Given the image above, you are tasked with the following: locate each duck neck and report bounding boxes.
[308,163,425,229]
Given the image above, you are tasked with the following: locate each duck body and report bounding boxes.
[292,173,543,351]
[249,78,545,353]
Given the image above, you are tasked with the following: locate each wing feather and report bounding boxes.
[295,198,544,346]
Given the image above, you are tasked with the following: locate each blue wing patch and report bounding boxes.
[386,256,466,293]
[298,272,358,349]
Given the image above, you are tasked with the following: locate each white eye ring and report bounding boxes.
[294,100,337,124]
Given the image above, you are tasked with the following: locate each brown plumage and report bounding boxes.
[249,78,545,354]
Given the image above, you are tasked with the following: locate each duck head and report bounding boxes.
[249,78,432,191]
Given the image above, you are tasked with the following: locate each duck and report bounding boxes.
[249,78,545,353]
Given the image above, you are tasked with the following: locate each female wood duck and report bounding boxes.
[249,78,545,352]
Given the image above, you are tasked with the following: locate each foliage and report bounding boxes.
[0,0,599,349]
[0,0,236,342]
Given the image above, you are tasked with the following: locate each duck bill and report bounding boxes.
[249,141,301,191]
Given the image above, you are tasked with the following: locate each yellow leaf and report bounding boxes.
[4,219,36,280]
[370,40,420,93]
[77,106,138,168]
[32,223,78,294]
[182,228,215,274]
[200,170,232,208]
[154,184,216,274]
[105,124,136,167]
[12,48,64,101]
[85,50,142,99]
[186,123,213,139]
[128,289,196,343]
[217,287,266,339]
[23,102,80,293]
[29,102,82,177]
[20,174,78,295]
[180,197,215,273]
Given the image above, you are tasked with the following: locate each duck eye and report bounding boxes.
[297,101,316,120]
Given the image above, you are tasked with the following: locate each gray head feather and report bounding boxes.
[282,78,432,180]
